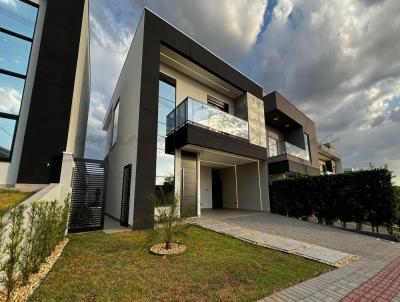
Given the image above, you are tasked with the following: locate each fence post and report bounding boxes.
[59,152,75,202]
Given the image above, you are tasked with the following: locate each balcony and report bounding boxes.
[166,97,248,140]
[268,140,310,161]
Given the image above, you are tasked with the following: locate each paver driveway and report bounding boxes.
[197,209,400,302]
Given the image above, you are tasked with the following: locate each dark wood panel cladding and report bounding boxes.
[181,151,197,217]
[133,9,264,229]
[166,124,268,160]
[17,0,86,184]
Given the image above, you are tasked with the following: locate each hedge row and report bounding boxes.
[0,196,70,301]
[269,168,399,234]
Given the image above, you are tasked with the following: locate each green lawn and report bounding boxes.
[32,226,331,301]
[0,189,33,216]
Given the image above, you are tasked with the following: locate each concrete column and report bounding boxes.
[59,152,75,202]
[258,160,270,212]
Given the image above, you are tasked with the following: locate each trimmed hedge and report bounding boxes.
[270,168,398,234]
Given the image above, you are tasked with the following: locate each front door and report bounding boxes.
[181,151,197,217]
[212,170,223,209]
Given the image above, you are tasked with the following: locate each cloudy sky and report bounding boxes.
[86,0,400,184]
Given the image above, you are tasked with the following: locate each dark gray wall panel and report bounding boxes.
[17,0,86,184]
[166,124,268,160]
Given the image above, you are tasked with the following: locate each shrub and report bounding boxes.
[20,202,39,285]
[149,190,187,249]
[19,195,70,286]
[270,168,397,232]
[1,205,25,301]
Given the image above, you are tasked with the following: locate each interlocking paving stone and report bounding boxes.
[340,255,400,302]
[195,210,400,302]
[266,238,309,252]
[295,245,351,264]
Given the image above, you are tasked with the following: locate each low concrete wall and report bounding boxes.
[2,183,62,226]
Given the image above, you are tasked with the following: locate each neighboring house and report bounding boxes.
[264,91,320,183]
[0,0,90,187]
[318,143,342,175]
[102,9,319,229]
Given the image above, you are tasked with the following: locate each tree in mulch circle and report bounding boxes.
[149,190,189,255]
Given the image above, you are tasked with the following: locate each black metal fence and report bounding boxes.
[68,158,107,232]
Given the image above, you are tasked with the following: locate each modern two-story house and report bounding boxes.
[0,0,90,188]
[103,9,322,230]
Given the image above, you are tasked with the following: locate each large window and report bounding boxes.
[0,0,38,160]
[268,137,278,157]
[155,78,176,196]
[304,133,311,161]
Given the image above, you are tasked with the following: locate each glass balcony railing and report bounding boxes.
[268,140,310,161]
[166,97,249,140]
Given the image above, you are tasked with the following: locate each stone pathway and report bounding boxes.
[196,210,400,302]
[196,219,356,267]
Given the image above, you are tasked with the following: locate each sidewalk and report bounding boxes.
[196,210,400,302]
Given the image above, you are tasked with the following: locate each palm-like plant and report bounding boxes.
[150,190,187,250]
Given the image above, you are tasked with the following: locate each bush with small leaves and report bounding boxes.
[150,190,188,250]
[19,195,70,285]
[270,168,397,233]
[1,205,25,301]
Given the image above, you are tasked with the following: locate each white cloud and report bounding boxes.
[0,87,21,115]
[143,0,267,61]
[248,0,400,183]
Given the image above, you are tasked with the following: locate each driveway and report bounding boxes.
[196,209,400,301]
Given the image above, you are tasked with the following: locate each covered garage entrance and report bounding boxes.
[178,145,270,216]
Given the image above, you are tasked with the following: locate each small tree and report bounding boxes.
[20,202,39,285]
[150,190,187,250]
[1,205,25,301]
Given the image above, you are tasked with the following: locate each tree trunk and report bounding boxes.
[317,217,323,224]
[387,224,393,235]
[165,241,171,250]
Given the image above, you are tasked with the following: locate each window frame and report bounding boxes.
[207,95,229,113]
[0,0,38,161]
[267,136,278,157]
[304,133,311,161]
[111,99,120,147]
[0,113,18,162]
[155,75,176,196]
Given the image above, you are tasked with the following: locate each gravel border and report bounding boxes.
[0,239,69,302]
[149,243,186,256]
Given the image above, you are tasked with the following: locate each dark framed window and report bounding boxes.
[0,0,38,161]
[207,95,229,113]
[155,75,176,196]
[112,100,119,146]
[304,133,311,161]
